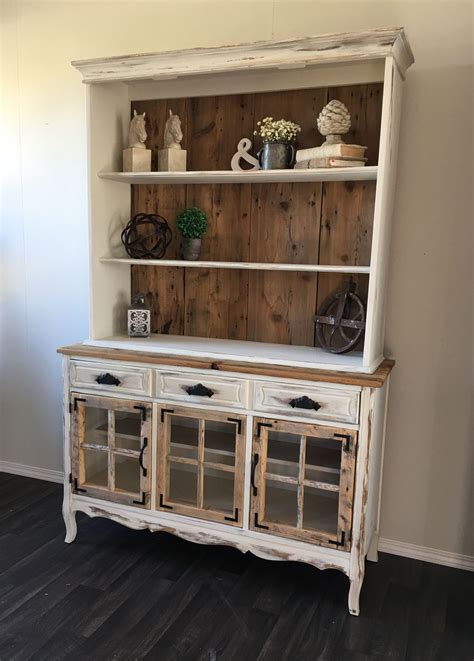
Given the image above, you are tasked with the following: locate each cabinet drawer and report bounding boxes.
[70,361,152,397]
[254,381,359,424]
[156,371,249,409]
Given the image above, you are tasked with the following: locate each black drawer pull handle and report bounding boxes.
[289,395,321,411]
[251,453,259,496]
[185,383,214,398]
[96,373,121,386]
[138,438,148,477]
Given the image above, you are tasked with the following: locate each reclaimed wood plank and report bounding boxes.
[184,93,253,340]
[130,98,187,335]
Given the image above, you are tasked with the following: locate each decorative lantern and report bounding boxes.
[127,294,151,338]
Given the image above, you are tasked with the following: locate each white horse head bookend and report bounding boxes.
[158,110,187,171]
[128,110,147,149]
[164,110,183,150]
[123,110,151,172]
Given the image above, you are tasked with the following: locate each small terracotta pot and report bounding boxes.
[182,237,202,260]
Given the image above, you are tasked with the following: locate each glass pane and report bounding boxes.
[169,416,199,460]
[305,436,341,486]
[114,411,142,451]
[114,455,140,494]
[266,430,300,479]
[84,407,109,447]
[303,486,339,535]
[204,420,236,466]
[169,462,197,506]
[263,479,297,527]
[83,449,108,488]
[305,468,340,487]
[203,467,234,514]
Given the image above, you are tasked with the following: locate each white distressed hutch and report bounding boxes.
[59,28,414,615]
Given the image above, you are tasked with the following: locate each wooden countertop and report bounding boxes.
[58,343,394,388]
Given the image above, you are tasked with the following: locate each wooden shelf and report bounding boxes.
[100,257,371,274]
[98,166,377,185]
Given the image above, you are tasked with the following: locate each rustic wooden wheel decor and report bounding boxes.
[121,213,172,259]
[315,282,366,354]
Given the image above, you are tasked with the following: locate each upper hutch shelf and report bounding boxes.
[98,167,377,185]
[100,258,371,273]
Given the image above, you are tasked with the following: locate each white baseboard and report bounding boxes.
[0,463,472,572]
[379,537,474,572]
[0,460,63,484]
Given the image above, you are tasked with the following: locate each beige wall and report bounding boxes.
[1,1,472,558]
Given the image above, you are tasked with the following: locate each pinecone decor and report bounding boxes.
[317,100,351,145]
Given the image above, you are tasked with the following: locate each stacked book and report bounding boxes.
[295,143,367,169]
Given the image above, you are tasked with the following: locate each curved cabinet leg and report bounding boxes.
[63,500,77,544]
[348,576,363,616]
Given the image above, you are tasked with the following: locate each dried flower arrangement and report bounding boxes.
[254,117,301,143]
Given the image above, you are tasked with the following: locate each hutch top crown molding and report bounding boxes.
[72,27,414,83]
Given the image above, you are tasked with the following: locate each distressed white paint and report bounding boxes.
[62,350,389,615]
[156,371,249,410]
[98,166,377,184]
[253,380,360,424]
[348,388,374,615]
[127,59,385,101]
[363,58,404,370]
[365,379,390,562]
[68,494,351,572]
[84,335,370,372]
[100,257,371,274]
[88,82,131,339]
[72,28,414,83]
[70,360,152,397]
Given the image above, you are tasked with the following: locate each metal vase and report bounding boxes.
[258,142,296,170]
[182,237,202,260]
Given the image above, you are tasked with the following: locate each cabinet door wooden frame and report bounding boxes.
[157,406,246,526]
[250,417,357,550]
[71,393,151,507]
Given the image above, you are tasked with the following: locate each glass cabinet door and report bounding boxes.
[71,394,151,507]
[250,418,356,549]
[158,407,245,526]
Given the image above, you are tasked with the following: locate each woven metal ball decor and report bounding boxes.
[121,213,172,259]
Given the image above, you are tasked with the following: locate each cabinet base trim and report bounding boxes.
[70,496,350,574]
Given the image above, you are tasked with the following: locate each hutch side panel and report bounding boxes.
[363,59,404,369]
[88,83,132,339]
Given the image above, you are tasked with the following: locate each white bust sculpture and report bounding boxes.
[128,109,147,149]
[164,109,183,150]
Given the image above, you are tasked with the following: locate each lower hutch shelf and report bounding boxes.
[59,342,393,616]
[85,334,368,372]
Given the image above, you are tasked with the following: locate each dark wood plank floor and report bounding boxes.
[0,474,472,661]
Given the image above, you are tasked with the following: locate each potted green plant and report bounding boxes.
[254,117,301,169]
[176,206,208,260]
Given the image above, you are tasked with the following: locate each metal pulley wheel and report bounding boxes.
[315,281,366,354]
